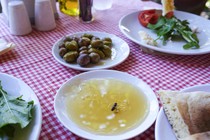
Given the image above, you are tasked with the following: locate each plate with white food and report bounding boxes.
[119,9,210,55]
[0,73,42,140]
[155,84,210,140]
[52,31,130,71]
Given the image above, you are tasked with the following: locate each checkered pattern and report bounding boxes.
[0,1,210,140]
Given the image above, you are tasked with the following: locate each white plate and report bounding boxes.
[155,84,210,140]
[119,10,210,55]
[52,31,130,71]
[54,70,159,140]
[0,73,42,140]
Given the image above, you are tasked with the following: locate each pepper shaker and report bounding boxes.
[79,0,93,23]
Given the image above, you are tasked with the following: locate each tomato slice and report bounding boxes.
[165,11,174,18]
[138,9,159,27]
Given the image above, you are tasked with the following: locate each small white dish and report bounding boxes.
[0,73,42,140]
[119,10,210,55]
[54,70,159,140]
[52,31,130,71]
[155,84,210,140]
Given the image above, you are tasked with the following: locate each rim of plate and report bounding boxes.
[54,70,159,140]
[0,73,42,140]
[119,10,210,55]
[52,31,130,71]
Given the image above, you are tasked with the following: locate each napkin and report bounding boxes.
[0,39,15,55]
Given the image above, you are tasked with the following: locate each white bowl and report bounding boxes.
[54,70,159,140]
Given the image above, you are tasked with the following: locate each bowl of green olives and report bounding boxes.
[52,31,130,71]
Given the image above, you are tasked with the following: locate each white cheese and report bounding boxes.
[138,31,158,46]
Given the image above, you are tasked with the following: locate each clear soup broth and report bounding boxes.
[66,78,149,135]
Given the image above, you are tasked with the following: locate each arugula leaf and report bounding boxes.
[147,16,200,49]
[183,41,200,49]
[147,16,166,30]
[0,81,34,138]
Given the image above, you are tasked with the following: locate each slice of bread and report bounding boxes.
[159,90,210,139]
[161,0,175,16]
[159,91,190,139]
[180,131,210,140]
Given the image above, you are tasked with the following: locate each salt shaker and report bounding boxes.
[50,0,59,19]
[8,1,32,35]
[34,0,56,31]
[79,0,93,23]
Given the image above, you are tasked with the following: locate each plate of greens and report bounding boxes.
[0,73,42,140]
[119,10,210,55]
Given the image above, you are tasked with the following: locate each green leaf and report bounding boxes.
[147,16,166,30]
[183,41,200,49]
[0,81,34,138]
[157,19,175,36]
[148,16,200,49]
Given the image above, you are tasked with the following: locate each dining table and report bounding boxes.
[0,0,210,140]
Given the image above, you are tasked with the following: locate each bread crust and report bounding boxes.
[161,0,175,16]
[180,131,210,140]
[159,91,210,139]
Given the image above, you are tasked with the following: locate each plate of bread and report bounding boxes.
[156,84,210,140]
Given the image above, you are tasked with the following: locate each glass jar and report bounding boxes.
[79,0,93,23]
[59,0,79,16]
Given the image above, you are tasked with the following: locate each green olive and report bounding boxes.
[91,36,100,41]
[78,37,91,47]
[61,33,114,66]
[88,48,105,59]
[101,45,112,57]
[77,54,90,66]
[59,42,65,49]
[71,36,79,43]
[59,48,67,57]
[79,50,88,55]
[79,46,88,52]
[91,40,104,48]
[103,41,112,47]
[88,45,92,49]
[63,51,78,63]
[82,33,94,39]
[103,37,112,43]
[89,52,100,64]
[65,40,78,51]
[63,36,73,43]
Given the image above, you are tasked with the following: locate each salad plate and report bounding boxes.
[119,10,210,55]
[52,31,130,71]
[0,73,42,140]
[54,70,159,140]
[155,84,210,140]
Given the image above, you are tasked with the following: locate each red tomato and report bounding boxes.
[138,9,159,27]
[165,11,174,18]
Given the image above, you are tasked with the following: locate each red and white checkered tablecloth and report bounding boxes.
[0,1,210,140]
